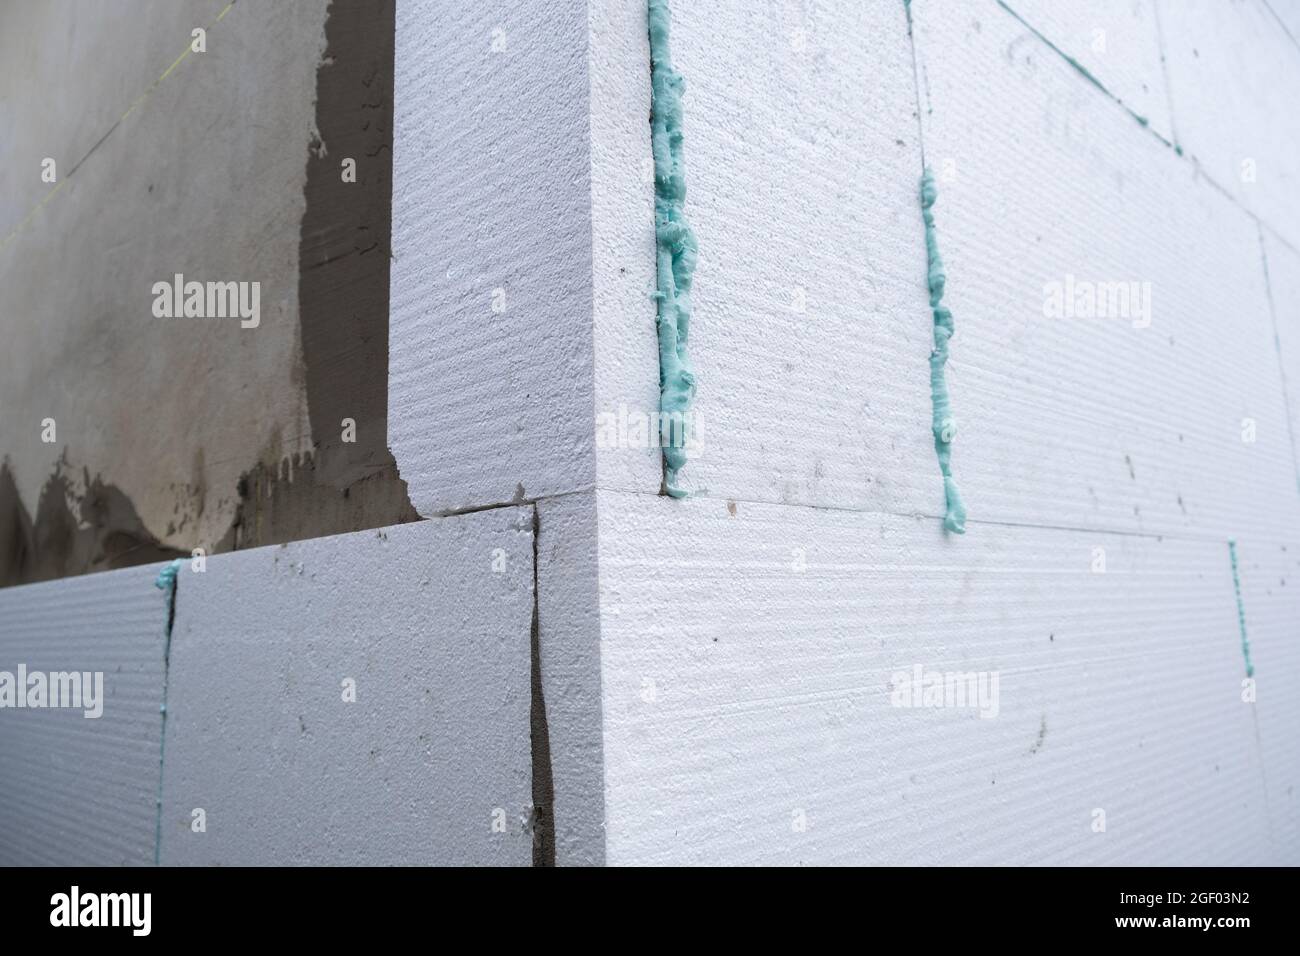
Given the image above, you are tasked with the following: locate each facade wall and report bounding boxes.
[2,0,1297,865]
[554,0,1300,865]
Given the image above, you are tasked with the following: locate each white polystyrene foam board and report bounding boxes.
[911,0,1300,543]
[997,0,1174,139]
[159,509,535,865]
[388,0,596,515]
[1157,0,1300,249]
[592,490,1269,866]
[0,563,169,866]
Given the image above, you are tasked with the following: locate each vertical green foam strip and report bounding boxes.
[1228,540,1255,678]
[153,558,182,865]
[648,0,698,497]
[920,169,967,533]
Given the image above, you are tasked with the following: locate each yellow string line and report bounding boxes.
[0,1,236,253]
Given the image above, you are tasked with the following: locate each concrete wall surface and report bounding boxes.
[0,0,414,588]
[0,0,320,574]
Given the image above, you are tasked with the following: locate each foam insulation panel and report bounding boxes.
[657,0,938,513]
[1266,0,1300,44]
[535,491,606,866]
[4,0,1298,872]
[1227,535,1300,863]
[0,563,169,865]
[997,0,1174,139]
[158,509,535,865]
[1157,0,1300,249]
[1262,229,1300,494]
[910,0,1300,543]
[388,0,596,515]
[589,1,663,496]
[587,490,1269,866]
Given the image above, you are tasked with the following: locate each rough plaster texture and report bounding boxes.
[0,564,168,865]
[0,0,324,560]
[388,0,596,515]
[159,509,535,865]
